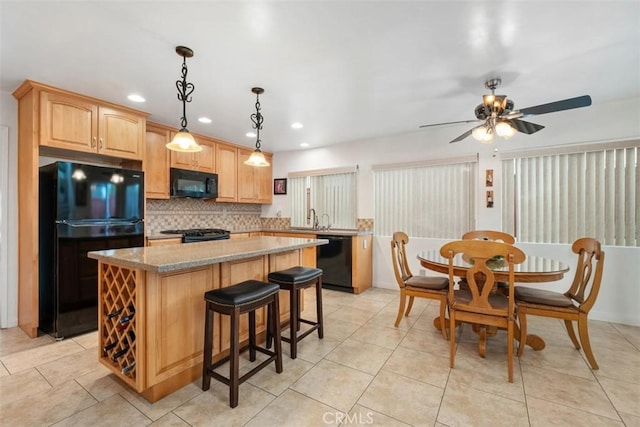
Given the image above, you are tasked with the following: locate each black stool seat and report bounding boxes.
[202,280,282,408]
[205,280,280,306]
[267,266,324,359]
[268,267,323,285]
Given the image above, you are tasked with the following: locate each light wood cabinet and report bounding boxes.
[215,143,237,202]
[146,237,182,246]
[237,148,273,204]
[144,124,171,199]
[170,134,215,173]
[352,235,373,294]
[40,90,145,160]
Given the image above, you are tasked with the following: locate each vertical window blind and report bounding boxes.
[373,157,477,238]
[289,170,357,229]
[501,142,639,246]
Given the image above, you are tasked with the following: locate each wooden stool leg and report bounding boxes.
[202,302,213,391]
[289,285,298,359]
[271,295,283,373]
[266,304,273,349]
[296,288,302,331]
[316,276,324,339]
[230,307,240,408]
[249,310,256,362]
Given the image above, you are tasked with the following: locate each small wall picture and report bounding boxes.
[486,169,494,187]
[486,190,494,208]
[274,178,287,195]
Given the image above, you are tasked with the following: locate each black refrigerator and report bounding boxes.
[39,162,145,338]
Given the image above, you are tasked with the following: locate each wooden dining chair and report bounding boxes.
[462,230,515,244]
[516,237,604,370]
[391,232,449,338]
[440,240,526,382]
[462,230,516,294]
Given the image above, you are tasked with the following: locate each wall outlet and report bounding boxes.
[419,269,426,276]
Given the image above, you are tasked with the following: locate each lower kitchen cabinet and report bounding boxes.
[146,237,182,246]
[266,231,372,293]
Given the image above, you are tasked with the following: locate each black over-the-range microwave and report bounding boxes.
[170,168,218,199]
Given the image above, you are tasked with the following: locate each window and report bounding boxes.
[373,156,477,238]
[289,168,357,229]
[501,141,639,246]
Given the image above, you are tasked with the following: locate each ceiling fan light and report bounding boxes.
[472,125,488,141]
[481,132,494,144]
[244,149,270,167]
[495,121,516,138]
[166,130,203,152]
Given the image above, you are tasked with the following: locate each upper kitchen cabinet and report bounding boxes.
[144,123,171,199]
[237,148,273,204]
[214,143,237,202]
[38,86,146,160]
[170,133,215,173]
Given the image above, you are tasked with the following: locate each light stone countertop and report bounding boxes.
[146,228,372,240]
[88,236,328,273]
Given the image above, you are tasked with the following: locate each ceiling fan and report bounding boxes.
[419,78,592,143]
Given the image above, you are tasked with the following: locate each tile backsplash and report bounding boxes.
[146,199,263,234]
[146,199,373,234]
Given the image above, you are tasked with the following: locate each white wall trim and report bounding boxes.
[0,126,10,327]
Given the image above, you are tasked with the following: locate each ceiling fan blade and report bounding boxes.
[507,119,545,134]
[419,119,479,129]
[449,129,473,143]
[518,95,592,117]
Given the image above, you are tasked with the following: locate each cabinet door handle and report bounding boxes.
[99,138,103,149]
[92,137,97,148]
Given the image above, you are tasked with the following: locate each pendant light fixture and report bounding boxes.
[166,46,202,152]
[244,87,270,167]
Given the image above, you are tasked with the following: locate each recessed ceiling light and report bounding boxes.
[300,143,309,147]
[127,94,145,103]
[198,117,212,124]
[246,132,256,138]
[291,122,303,129]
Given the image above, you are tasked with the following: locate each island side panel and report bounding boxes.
[218,255,269,354]
[143,264,220,400]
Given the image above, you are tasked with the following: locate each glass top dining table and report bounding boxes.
[417,251,570,283]
[417,250,570,355]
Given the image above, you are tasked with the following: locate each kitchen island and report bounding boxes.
[88,236,327,402]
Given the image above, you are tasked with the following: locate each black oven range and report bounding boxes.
[160,228,231,243]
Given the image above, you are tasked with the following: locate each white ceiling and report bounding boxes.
[1,1,639,153]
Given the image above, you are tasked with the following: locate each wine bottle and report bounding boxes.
[128,330,136,342]
[112,346,130,361]
[103,341,118,352]
[119,313,135,324]
[122,361,136,375]
[106,307,123,319]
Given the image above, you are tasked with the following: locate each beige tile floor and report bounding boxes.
[1,287,639,426]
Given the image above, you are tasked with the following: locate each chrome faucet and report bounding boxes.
[308,208,319,230]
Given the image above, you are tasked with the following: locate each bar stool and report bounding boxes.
[267,266,323,359]
[202,280,282,408]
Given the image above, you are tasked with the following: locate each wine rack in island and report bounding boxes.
[99,263,142,390]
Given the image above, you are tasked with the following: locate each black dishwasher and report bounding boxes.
[316,235,353,292]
